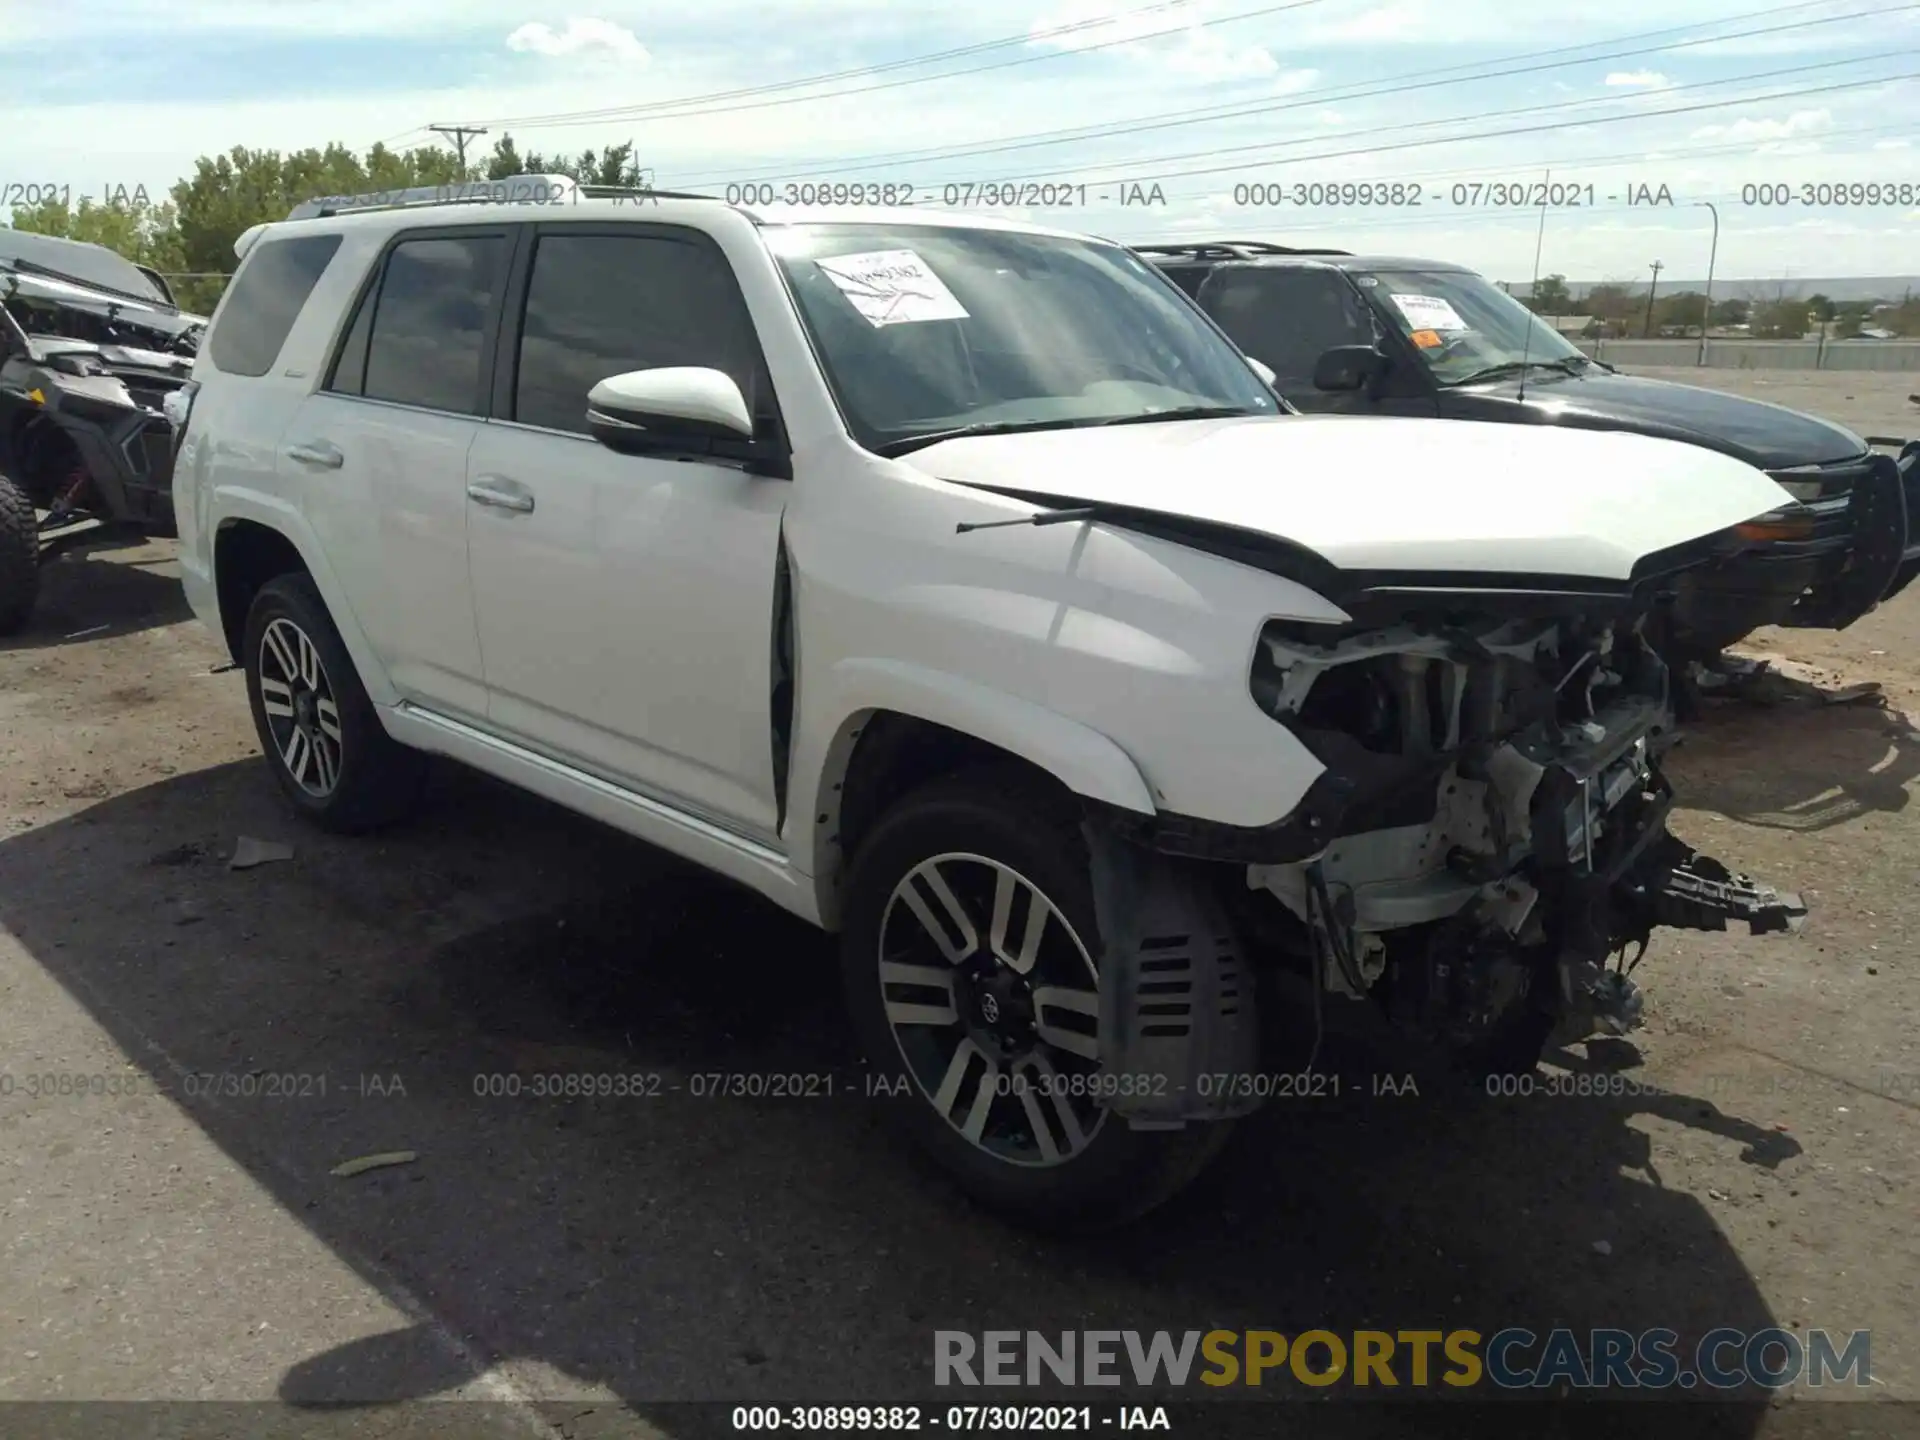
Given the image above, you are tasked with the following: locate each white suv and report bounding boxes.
[172,178,1805,1226]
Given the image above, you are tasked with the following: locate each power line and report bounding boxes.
[370,1,1221,148]
[683,2,1914,187]
[462,0,1336,132]
[1129,116,1920,220]
[1064,67,1917,191]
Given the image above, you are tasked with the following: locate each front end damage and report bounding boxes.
[1084,594,1804,1125]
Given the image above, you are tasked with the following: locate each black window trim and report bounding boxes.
[318,222,525,420]
[486,219,792,471]
[207,230,345,379]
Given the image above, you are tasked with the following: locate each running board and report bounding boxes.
[382,702,818,925]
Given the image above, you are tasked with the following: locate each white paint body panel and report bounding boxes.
[176,197,1792,931]
[896,416,1793,581]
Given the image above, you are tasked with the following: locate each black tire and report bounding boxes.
[840,765,1235,1230]
[242,572,426,833]
[0,471,38,636]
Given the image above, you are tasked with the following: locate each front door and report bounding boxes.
[465,225,789,843]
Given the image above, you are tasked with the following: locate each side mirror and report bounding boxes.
[1312,345,1389,393]
[1246,356,1278,388]
[586,367,756,456]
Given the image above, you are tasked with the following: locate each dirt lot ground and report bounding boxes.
[1,369,1917,1438]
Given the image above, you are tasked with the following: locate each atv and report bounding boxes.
[0,228,203,634]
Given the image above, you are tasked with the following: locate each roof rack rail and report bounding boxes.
[1130,240,1353,260]
[285,173,732,221]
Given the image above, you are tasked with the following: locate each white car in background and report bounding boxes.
[168,178,1805,1227]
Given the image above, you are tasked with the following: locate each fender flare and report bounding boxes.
[210,489,398,708]
[798,656,1159,927]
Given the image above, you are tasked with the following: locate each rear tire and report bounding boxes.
[242,572,426,833]
[839,765,1235,1230]
[0,471,38,636]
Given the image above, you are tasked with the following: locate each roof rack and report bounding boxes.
[285,172,729,221]
[1130,240,1353,261]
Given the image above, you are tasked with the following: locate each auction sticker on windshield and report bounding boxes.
[815,249,971,327]
[1390,294,1469,331]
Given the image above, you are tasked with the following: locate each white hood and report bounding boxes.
[897,414,1794,580]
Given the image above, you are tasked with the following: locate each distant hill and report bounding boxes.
[1511,276,1920,303]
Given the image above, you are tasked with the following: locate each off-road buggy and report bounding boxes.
[0,227,203,634]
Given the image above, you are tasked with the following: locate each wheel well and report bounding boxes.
[6,411,80,506]
[214,521,310,664]
[814,710,1078,930]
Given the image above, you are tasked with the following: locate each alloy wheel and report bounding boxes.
[257,617,343,797]
[878,853,1106,1167]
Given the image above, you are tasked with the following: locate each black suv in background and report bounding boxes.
[1139,241,1916,657]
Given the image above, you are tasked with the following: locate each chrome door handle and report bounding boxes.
[467,476,535,514]
[284,441,344,469]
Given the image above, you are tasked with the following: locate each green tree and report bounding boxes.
[1709,296,1750,326]
[1749,298,1811,339]
[167,141,469,298]
[482,132,650,187]
[1806,292,1835,323]
[1653,289,1708,334]
[1524,273,1572,314]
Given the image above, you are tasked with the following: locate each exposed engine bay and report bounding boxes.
[1242,608,1804,1058]
[1086,601,1807,1124]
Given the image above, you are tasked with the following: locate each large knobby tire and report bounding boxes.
[840,766,1235,1231]
[242,572,426,833]
[0,472,38,636]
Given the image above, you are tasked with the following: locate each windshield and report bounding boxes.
[766,223,1280,452]
[1357,268,1586,386]
[0,227,172,307]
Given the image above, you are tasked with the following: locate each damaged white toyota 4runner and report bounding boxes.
[172,183,1804,1227]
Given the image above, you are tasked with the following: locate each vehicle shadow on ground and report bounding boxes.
[0,760,1781,1434]
[0,532,190,653]
[1668,689,1919,832]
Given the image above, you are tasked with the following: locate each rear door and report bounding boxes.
[1198,267,1437,416]
[285,224,516,721]
[465,222,789,842]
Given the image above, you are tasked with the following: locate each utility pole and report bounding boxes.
[1642,259,1664,338]
[1693,202,1719,366]
[428,123,489,175]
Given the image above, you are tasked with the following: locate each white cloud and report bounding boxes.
[1604,70,1667,88]
[1028,1,1288,81]
[1691,108,1833,143]
[1872,137,1912,150]
[506,17,649,60]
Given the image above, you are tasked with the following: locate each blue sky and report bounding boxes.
[2,0,1916,284]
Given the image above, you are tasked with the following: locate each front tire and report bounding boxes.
[242,572,425,833]
[0,471,38,636]
[840,767,1234,1230]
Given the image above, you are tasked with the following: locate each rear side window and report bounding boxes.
[511,232,760,435]
[207,234,342,376]
[1201,269,1377,393]
[1158,266,1210,299]
[338,234,506,415]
